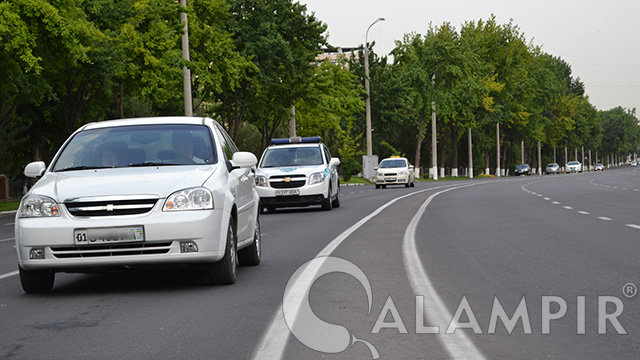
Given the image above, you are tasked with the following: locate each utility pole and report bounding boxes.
[468,128,473,179]
[431,74,438,180]
[496,122,500,177]
[180,0,192,116]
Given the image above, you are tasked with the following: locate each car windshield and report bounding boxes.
[547,163,558,167]
[379,159,407,168]
[516,164,528,169]
[568,161,580,165]
[52,124,217,171]
[260,146,323,167]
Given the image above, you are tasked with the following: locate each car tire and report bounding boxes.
[331,184,341,208]
[382,185,386,189]
[375,185,380,189]
[207,217,237,285]
[321,185,333,211]
[410,181,415,187]
[238,214,261,266]
[19,266,54,293]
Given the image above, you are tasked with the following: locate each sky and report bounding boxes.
[299,0,640,113]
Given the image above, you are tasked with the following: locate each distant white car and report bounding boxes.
[545,163,560,174]
[254,137,341,212]
[375,157,416,189]
[15,117,261,293]
[566,161,582,173]
[594,163,604,171]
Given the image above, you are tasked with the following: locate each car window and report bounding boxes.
[216,123,239,161]
[261,146,324,167]
[52,124,216,171]
[380,159,407,168]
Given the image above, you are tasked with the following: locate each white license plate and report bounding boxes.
[275,189,300,196]
[74,226,144,245]
[385,177,397,182]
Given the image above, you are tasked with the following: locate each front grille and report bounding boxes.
[51,242,172,258]
[65,198,158,217]
[269,174,306,189]
[271,180,306,189]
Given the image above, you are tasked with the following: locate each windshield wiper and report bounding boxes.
[128,162,171,167]
[56,165,102,172]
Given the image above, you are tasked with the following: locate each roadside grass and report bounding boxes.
[0,201,20,212]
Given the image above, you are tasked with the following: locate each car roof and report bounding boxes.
[79,116,211,131]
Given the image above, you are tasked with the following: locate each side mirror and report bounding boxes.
[329,158,341,167]
[24,161,46,178]
[229,152,257,171]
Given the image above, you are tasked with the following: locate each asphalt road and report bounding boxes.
[1,168,639,359]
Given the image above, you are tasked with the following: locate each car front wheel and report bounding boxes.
[19,266,54,293]
[321,185,333,211]
[238,215,261,266]
[206,217,237,285]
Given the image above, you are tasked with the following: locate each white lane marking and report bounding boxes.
[552,201,560,205]
[543,197,551,201]
[253,182,474,360]
[598,217,613,221]
[0,271,18,280]
[626,224,640,230]
[564,206,573,210]
[0,237,15,243]
[403,184,486,360]
[578,211,590,215]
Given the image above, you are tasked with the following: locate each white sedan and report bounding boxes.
[375,157,416,188]
[15,116,261,293]
[566,161,582,173]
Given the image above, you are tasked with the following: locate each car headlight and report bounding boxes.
[377,171,383,177]
[309,172,325,185]
[255,175,267,187]
[398,170,408,176]
[18,195,61,218]
[163,187,213,211]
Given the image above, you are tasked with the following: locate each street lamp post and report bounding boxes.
[363,17,384,179]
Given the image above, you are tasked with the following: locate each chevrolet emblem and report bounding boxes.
[283,177,292,182]
[104,204,117,211]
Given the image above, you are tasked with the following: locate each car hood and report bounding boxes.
[378,167,409,173]
[257,165,327,177]
[30,166,216,202]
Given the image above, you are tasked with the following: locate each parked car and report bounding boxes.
[594,163,604,171]
[254,137,340,212]
[632,161,637,167]
[566,161,582,173]
[15,116,261,293]
[545,163,560,174]
[374,157,416,188]
[514,164,531,176]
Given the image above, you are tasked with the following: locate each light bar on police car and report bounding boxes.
[271,136,321,145]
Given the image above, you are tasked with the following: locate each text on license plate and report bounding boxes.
[74,226,144,245]
[275,189,300,196]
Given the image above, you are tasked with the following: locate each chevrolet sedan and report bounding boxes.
[15,116,261,293]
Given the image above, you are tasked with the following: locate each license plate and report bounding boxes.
[74,226,144,245]
[275,189,300,196]
[385,177,397,182]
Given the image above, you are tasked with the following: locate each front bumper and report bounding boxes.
[15,208,230,272]
[256,181,328,208]
[375,174,410,185]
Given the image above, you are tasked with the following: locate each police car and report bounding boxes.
[255,137,340,212]
[374,156,416,189]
